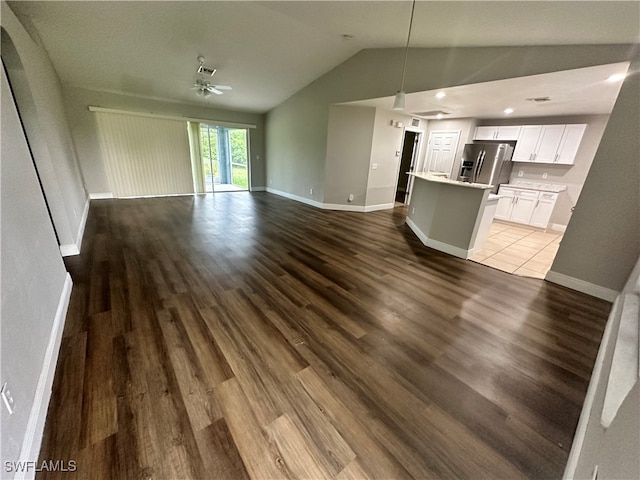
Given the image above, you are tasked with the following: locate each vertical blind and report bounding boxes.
[95,112,194,197]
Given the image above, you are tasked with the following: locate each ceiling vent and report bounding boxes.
[413,110,450,117]
[526,96,551,103]
[411,118,421,127]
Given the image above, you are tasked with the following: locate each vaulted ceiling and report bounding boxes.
[7,1,640,114]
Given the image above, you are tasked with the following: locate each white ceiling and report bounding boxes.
[7,1,640,114]
[344,62,630,119]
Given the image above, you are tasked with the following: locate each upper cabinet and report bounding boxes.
[512,124,586,165]
[473,125,521,141]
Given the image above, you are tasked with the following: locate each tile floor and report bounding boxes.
[470,221,563,279]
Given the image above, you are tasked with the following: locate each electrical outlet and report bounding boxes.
[518,170,524,177]
[1,382,15,415]
[309,188,313,195]
[348,193,354,202]
[372,163,378,170]
[542,172,548,179]
[411,207,415,214]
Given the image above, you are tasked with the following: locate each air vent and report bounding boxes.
[411,118,421,127]
[198,65,217,76]
[526,96,551,103]
[413,110,450,117]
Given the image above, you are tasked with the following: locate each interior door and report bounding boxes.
[425,130,461,177]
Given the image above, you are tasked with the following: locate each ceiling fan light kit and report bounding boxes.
[192,56,232,98]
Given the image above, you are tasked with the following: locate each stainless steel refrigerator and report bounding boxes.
[457,143,514,193]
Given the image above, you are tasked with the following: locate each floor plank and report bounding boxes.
[38,192,611,479]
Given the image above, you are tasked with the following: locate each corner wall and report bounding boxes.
[1,65,70,477]
[1,2,88,253]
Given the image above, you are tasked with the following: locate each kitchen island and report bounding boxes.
[405,173,498,259]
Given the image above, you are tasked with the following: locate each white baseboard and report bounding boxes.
[545,270,618,302]
[364,202,395,212]
[322,202,368,212]
[59,244,79,257]
[266,188,394,213]
[550,223,567,233]
[251,186,266,192]
[266,187,324,209]
[15,274,73,480]
[88,192,113,199]
[405,217,471,259]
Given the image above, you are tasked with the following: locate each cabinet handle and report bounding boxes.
[529,153,533,161]
[533,153,537,161]
[515,197,519,204]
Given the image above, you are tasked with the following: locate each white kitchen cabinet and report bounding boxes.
[534,125,566,163]
[495,186,559,228]
[509,189,538,224]
[512,126,542,162]
[529,192,559,228]
[555,124,587,164]
[494,187,516,221]
[474,125,521,141]
[511,124,586,165]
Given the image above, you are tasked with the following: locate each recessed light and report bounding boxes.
[436,113,444,119]
[435,91,446,99]
[504,108,514,115]
[607,73,626,82]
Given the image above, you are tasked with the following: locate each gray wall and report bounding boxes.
[63,86,267,195]
[407,178,487,249]
[265,44,639,292]
[366,108,419,207]
[2,2,87,248]
[0,65,68,467]
[478,114,609,227]
[324,105,375,206]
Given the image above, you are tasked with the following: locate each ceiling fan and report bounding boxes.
[192,56,232,97]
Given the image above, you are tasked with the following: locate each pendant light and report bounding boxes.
[393,0,416,111]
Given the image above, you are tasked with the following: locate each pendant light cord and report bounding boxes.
[398,0,416,92]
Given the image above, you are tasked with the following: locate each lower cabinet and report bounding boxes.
[495,186,558,228]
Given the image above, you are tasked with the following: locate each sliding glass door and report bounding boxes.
[200,124,249,192]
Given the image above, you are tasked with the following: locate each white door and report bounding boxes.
[424,130,461,177]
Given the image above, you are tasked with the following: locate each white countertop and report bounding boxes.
[505,180,567,192]
[409,172,494,190]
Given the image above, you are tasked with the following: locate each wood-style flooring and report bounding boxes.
[38,192,611,479]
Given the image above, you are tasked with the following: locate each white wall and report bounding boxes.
[2,2,88,253]
[477,114,609,227]
[63,87,267,196]
[1,65,70,473]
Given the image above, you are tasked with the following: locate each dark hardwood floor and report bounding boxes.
[38,192,611,479]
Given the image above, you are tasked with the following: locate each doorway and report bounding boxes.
[395,130,421,204]
[200,124,249,192]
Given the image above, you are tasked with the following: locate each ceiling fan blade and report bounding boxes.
[213,85,232,90]
[210,88,224,95]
